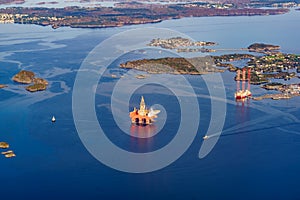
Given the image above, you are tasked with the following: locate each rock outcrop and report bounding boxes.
[0,142,9,149]
[12,70,48,92]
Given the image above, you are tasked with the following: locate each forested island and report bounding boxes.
[120,56,224,75]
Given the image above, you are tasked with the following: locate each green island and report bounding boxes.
[12,70,48,92]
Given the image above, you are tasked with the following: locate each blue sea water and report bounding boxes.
[0,9,300,199]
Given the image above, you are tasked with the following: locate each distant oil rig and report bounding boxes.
[235,68,252,100]
[129,96,160,125]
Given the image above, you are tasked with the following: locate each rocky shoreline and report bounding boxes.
[255,83,300,100]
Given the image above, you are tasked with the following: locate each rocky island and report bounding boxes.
[13,70,48,92]
[2,150,16,158]
[12,70,35,84]
[248,43,280,53]
[0,142,16,158]
[0,84,7,89]
[261,82,284,90]
[26,83,47,92]
[0,142,9,149]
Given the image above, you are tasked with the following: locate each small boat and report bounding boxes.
[203,135,209,140]
[52,116,56,122]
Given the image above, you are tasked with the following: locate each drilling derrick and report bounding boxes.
[129,96,161,125]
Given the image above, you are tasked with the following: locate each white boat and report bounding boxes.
[203,135,209,140]
[52,116,56,122]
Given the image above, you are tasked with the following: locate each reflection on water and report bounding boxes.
[235,98,250,106]
[235,98,250,132]
[130,124,157,152]
[130,124,157,138]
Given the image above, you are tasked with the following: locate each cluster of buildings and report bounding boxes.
[0,12,66,28]
[255,82,300,101]
[0,14,14,23]
[0,13,59,24]
[183,3,233,9]
[280,84,300,95]
[249,53,300,73]
[271,2,300,8]
[148,37,216,50]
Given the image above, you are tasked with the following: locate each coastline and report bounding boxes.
[0,5,289,29]
[119,41,300,101]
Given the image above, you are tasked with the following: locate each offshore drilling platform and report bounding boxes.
[129,96,160,125]
[235,68,252,100]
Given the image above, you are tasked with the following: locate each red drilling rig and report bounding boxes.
[235,68,252,100]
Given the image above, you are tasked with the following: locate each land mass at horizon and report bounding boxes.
[0,2,289,29]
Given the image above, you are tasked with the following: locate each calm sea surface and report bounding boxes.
[0,9,300,199]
